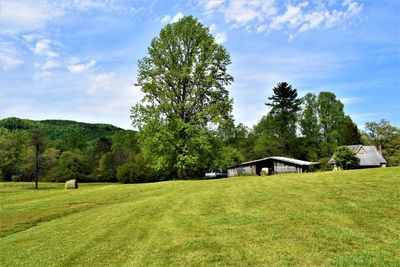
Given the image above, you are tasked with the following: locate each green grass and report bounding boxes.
[1,167,399,266]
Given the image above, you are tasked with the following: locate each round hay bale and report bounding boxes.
[65,179,78,189]
[260,167,269,176]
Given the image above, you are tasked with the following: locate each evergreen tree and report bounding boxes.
[338,116,362,145]
[264,82,302,156]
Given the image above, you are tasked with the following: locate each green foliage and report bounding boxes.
[383,134,400,166]
[211,146,244,170]
[338,115,362,145]
[56,150,87,182]
[97,152,117,182]
[0,128,32,181]
[333,146,360,169]
[0,118,138,183]
[264,82,302,157]
[31,130,46,188]
[253,81,304,159]
[317,92,346,156]
[300,93,320,161]
[318,157,333,171]
[0,117,122,151]
[364,119,398,147]
[363,119,400,166]
[252,114,281,158]
[132,16,234,178]
[116,154,152,183]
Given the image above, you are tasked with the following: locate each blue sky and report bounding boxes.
[1,0,399,129]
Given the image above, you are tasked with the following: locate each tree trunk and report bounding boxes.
[34,143,39,189]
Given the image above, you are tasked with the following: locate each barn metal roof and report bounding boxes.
[227,156,319,169]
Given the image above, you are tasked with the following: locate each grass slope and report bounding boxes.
[0,168,399,266]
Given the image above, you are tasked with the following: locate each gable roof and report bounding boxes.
[329,145,387,166]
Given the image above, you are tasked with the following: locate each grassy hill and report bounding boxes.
[0,168,399,266]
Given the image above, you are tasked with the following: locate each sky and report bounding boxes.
[1,0,399,130]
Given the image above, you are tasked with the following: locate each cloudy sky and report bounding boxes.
[1,0,399,129]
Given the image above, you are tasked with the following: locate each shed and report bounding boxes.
[329,145,387,169]
[227,156,319,177]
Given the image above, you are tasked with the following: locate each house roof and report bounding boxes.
[228,156,319,169]
[329,145,387,166]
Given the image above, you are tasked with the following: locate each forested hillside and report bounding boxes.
[0,117,121,143]
[0,117,141,183]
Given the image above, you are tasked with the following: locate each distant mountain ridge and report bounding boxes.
[0,117,126,142]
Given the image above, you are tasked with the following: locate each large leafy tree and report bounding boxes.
[364,119,399,150]
[363,119,400,166]
[299,93,320,161]
[131,16,234,178]
[264,82,302,156]
[317,91,345,156]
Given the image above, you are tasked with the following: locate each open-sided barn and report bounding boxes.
[227,156,319,177]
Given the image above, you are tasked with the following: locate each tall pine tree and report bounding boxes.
[264,82,302,156]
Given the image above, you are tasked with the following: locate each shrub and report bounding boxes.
[333,146,360,170]
[11,175,21,182]
[318,157,332,171]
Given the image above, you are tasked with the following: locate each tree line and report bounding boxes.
[0,119,144,183]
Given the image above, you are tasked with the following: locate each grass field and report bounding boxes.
[1,168,399,266]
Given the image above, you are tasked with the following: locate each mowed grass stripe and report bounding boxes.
[0,167,399,266]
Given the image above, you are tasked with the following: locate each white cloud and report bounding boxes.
[257,24,267,33]
[161,12,184,24]
[0,0,136,35]
[160,15,172,24]
[87,72,115,93]
[215,31,227,44]
[62,0,136,13]
[31,39,51,55]
[209,24,227,44]
[198,0,363,37]
[22,34,43,43]
[0,42,23,70]
[28,38,59,59]
[67,57,96,74]
[341,97,364,104]
[0,1,62,34]
[223,1,259,25]
[201,0,225,12]
[298,11,325,33]
[33,71,55,81]
[172,12,184,23]
[35,60,60,70]
[269,4,303,30]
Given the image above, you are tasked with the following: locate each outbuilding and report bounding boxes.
[329,145,387,169]
[227,156,319,177]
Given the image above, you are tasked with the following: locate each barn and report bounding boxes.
[227,156,319,177]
